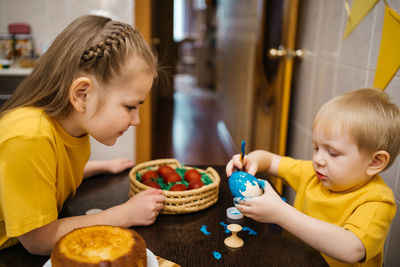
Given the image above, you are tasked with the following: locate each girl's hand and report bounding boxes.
[122,189,165,226]
[235,179,286,223]
[104,158,134,174]
[226,154,258,177]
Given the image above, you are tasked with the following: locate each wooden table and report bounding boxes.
[0,166,328,267]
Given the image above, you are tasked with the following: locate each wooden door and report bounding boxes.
[252,0,300,191]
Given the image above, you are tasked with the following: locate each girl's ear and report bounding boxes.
[366,150,390,176]
[69,77,92,113]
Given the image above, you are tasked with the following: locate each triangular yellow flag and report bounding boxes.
[343,0,379,40]
[373,6,400,90]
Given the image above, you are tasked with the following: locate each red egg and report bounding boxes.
[143,180,161,189]
[141,170,158,183]
[184,169,202,183]
[169,184,187,191]
[163,171,182,184]
[157,165,175,179]
[188,180,204,190]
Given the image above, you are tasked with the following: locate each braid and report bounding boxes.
[80,23,129,65]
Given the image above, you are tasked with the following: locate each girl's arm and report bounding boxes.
[236,181,365,263]
[83,158,134,178]
[18,188,165,255]
[226,150,282,177]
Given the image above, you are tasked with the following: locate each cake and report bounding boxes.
[50,225,147,267]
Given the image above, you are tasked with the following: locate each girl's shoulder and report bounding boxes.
[0,107,54,139]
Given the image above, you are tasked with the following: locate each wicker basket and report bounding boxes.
[129,158,220,214]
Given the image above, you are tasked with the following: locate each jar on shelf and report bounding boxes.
[14,34,34,67]
[0,33,14,68]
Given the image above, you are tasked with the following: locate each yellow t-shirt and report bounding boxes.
[278,157,396,267]
[0,107,90,248]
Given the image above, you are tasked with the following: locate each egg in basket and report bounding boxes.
[129,158,220,214]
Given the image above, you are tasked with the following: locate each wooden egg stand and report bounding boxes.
[224,224,244,248]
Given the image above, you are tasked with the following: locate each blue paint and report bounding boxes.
[233,196,248,205]
[219,221,230,233]
[229,171,262,198]
[200,225,211,235]
[242,226,258,235]
[240,140,246,159]
[212,251,222,260]
[257,179,266,190]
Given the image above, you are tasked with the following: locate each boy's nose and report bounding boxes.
[313,152,326,166]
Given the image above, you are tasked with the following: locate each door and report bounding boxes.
[252,0,300,192]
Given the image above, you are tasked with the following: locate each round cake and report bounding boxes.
[50,225,147,267]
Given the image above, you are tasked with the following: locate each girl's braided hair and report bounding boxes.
[1,15,158,118]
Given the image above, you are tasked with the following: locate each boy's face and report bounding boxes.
[82,56,154,146]
[312,125,373,192]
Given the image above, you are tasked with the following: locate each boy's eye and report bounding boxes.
[328,150,339,157]
[313,145,318,151]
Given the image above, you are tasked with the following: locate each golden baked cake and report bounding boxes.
[51,225,147,267]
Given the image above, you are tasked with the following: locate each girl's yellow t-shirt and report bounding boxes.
[0,107,90,248]
[278,157,396,267]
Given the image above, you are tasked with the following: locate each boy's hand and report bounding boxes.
[104,158,134,174]
[226,154,258,177]
[122,189,165,226]
[235,179,285,223]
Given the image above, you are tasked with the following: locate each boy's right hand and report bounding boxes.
[226,154,258,177]
[122,189,165,226]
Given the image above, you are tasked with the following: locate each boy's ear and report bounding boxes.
[69,77,92,113]
[366,150,390,176]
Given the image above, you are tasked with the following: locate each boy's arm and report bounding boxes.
[278,204,365,263]
[236,181,365,264]
[83,159,134,178]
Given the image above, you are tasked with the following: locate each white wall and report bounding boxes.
[0,0,136,162]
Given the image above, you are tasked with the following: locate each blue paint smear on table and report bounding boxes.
[219,221,230,233]
[200,225,211,235]
[212,251,222,259]
[242,226,258,235]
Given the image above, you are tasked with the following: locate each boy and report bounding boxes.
[226,88,399,266]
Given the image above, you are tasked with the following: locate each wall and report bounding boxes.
[0,0,136,162]
[288,0,400,265]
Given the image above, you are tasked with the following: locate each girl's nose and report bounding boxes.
[130,110,140,126]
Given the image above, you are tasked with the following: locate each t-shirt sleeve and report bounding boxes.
[343,200,396,262]
[277,157,314,191]
[0,135,59,237]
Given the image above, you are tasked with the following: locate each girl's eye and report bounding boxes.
[126,105,137,111]
[313,145,318,151]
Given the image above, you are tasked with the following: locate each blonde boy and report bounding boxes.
[226,88,399,266]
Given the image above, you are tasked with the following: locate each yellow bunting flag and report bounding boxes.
[343,0,379,40]
[373,6,400,90]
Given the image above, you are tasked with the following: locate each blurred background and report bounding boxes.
[0,1,399,265]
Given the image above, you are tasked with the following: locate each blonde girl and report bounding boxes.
[0,15,165,255]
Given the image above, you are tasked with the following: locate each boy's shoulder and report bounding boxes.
[359,175,395,203]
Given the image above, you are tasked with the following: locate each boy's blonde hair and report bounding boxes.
[313,88,400,169]
[0,15,158,118]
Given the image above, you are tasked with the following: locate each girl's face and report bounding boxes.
[312,124,373,192]
[83,56,154,146]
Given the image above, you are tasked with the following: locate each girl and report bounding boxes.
[0,15,165,255]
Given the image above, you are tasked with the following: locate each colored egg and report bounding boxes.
[228,171,263,198]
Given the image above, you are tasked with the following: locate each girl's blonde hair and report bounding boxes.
[0,15,158,118]
[313,88,400,169]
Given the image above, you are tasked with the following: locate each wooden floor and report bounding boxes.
[152,75,234,166]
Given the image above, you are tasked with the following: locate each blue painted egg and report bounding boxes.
[228,171,263,198]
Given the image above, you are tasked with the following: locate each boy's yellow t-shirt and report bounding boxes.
[278,157,396,267]
[0,107,90,248]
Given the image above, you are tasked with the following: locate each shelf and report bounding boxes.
[0,68,32,76]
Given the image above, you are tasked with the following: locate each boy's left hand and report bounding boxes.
[235,179,286,223]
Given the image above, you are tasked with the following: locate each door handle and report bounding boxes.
[268,46,303,59]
